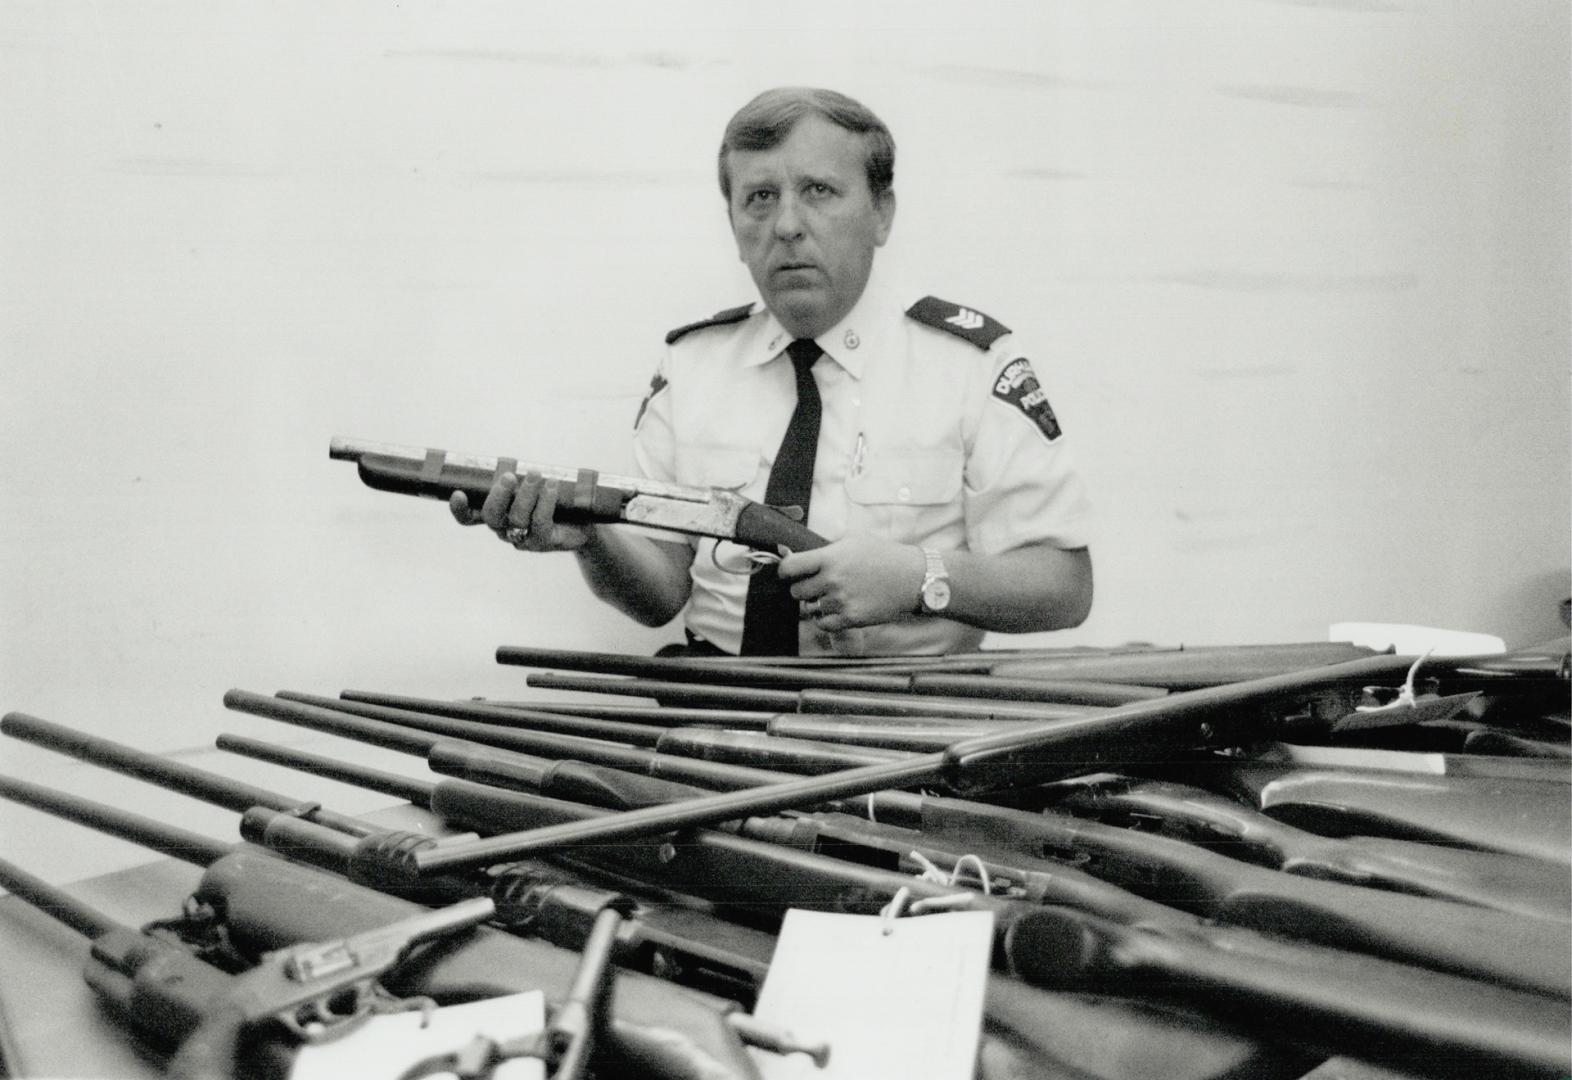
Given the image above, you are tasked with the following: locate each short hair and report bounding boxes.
[717,87,895,202]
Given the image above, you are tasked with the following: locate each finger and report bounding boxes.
[788,579,828,602]
[449,491,481,526]
[480,473,519,532]
[530,477,561,543]
[815,612,852,634]
[509,473,544,531]
[775,548,823,581]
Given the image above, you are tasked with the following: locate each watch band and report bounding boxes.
[917,547,951,615]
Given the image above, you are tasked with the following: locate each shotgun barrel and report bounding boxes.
[331,436,828,554]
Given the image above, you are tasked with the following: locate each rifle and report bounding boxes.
[494,644,1168,706]
[1201,760,1572,865]
[1054,776,1571,922]
[330,436,826,553]
[0,772,799,1080]
[0,849,494,1080]
[351,654,1449,872]
[212,731,1572,1078]
[1001,905,1570,1079]
[0,752,778,1009]
[344,689,777,732]
[209,693,1572,998]
[0,738,1300,1080]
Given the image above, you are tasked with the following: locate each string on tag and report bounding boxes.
[866,793,878,823]
[880,883,975,935]
[1399,648,1435,705]
[880,886,912,935]
[710,543,783,577]
[908,851,993,895]
[1354,646,1436,715]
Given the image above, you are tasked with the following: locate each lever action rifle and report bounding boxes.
[329,436,827,554]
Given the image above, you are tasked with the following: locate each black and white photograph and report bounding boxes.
[1,3,1568,1078]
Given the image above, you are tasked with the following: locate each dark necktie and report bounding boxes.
[740,338,823,656]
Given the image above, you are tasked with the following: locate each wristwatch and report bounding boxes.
[916,547,951,615]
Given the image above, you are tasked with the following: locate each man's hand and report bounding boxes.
[449,471,591,553]
[778,535,925,633]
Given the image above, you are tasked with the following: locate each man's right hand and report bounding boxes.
[449,471,592,553]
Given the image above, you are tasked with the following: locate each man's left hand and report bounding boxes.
[777,535,926,633]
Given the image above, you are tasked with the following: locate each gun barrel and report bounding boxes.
[0,853,124,939]
[282,690,675,746]
[406,653,1444,874]
[0,773,232,866]
[497,645,1169,707]
[342,690,774,731]
[0,712,380,837]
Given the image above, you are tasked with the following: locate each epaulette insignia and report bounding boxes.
[664,303,754,345]
[905,296,1011,350]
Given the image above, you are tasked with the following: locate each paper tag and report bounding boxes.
[749,909,994,1080]
[289,991,546,1080]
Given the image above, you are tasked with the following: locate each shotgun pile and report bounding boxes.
[2,637,1568,1079]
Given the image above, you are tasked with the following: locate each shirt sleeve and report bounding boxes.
[961,343,1094,554]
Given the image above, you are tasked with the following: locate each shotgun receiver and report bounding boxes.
[329,436,827,553]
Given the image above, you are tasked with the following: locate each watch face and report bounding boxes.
[923,578,951,612]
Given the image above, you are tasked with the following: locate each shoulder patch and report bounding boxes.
[992,358,1063,442]
[664,303,754,345]
[905,296,1011,350]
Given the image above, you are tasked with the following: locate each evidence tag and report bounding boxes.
[748,908,994,1080]
[289,991,546,1080]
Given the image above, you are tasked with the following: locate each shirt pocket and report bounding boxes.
[673,443,764,492]
[844,448,964,543]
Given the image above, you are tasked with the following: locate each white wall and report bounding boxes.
[1,2,1567,858]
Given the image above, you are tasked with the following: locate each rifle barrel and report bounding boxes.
[0,773,233,866]
[341,691,773,730]
[0,712,380,837]
[0,853,123,939]
[406,654,1436,872]
[279,691,674,746]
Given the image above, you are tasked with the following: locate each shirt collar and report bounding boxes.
[744,266,897,380]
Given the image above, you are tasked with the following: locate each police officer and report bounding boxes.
[453,87,1093,656]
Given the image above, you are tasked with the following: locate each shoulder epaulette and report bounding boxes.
[664,303,755,345]
[905,296,1011,350]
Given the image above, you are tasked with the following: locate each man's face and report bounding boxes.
[726,115,895,340]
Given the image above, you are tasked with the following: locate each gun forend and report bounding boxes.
[329,436,827,552]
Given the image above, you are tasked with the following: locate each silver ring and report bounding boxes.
[504,526,529,546]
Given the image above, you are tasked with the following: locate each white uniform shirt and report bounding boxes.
[632,273,1092,656]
